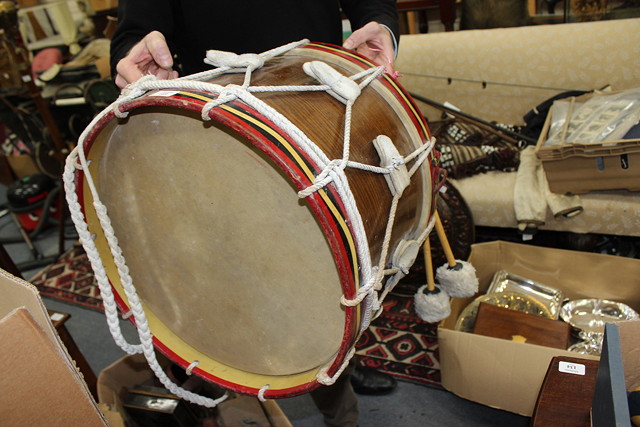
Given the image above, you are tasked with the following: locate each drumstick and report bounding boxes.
[423,236,436,292]
[414,230,452,323]
[432,210,479,299]
[434,210,458,269]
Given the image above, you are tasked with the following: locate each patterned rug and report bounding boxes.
[354,292,441,387]
[30,246,441,387]
[30,246,103,312]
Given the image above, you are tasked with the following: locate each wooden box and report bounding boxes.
[473,302,571,350]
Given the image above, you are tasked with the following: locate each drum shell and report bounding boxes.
[74,43,436,397]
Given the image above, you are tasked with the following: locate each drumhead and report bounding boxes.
[90,107,345,376]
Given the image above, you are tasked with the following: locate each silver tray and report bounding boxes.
[560,298,640,335]
[487,270,564,319]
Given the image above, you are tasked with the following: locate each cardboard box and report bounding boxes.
[0,269,107,425]
[98,353,293,427]
[535,95,640,194]
[438,241,640,417]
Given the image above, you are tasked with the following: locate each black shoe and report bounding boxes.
[350,367,397,395]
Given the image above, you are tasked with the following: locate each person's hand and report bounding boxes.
[343,22,396,75]
[115,31,179,89]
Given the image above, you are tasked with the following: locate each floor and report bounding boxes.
[0,183,530,426]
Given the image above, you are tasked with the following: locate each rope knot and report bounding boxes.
[120,75,156,99]
[316,348,356,385]
[297,159,345,198]
[390,157,405,170]
[218,84,243,100]
[201,85,242,120]
[113,103,129,119]
[72,154,85,170]
[303,61,361,104]
[204,50,265,71]
[340,272,379,307]
[114,75,156,118]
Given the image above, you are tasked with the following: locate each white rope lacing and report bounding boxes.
[64,143,229,408]
[339,137,435,309]
[317,348,357,386]
[65,148,142,356]
[64,39,438,401]
[258,384,270,402]
[184,39,308,82]
[185,360,199,376]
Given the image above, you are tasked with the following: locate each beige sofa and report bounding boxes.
[394,18,640,237]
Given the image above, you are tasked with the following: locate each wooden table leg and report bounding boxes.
[398,0,458,33]
[439,0,456,31]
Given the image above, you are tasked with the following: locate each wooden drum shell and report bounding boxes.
[73,43,435,398]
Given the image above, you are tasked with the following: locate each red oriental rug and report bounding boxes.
[354,293,441,387]
[30,246,441,387]
[30,246,103,312]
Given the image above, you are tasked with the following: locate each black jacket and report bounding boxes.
[111,0,399,77]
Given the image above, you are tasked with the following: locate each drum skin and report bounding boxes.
[74,43,436,398]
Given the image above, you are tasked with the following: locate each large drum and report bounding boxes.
[65,41,438,401]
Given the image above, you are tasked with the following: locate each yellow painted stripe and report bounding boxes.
[176,91,213,103]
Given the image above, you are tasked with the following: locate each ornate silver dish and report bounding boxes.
[487,270,565,319]
[560,298,640,335]
[568,340,602,356]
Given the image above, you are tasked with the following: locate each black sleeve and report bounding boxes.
[339,0,399,45]
[109,0,177,78]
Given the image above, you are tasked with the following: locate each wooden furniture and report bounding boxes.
[531,356,599,426]
[398,0,457,33]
